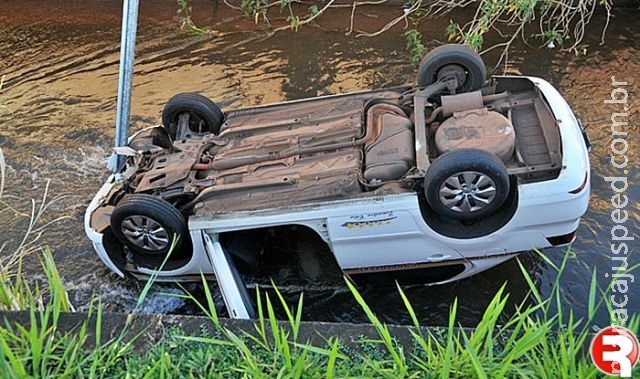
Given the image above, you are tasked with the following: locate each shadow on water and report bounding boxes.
[0,1,638,325]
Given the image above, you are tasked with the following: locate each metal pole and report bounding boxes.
[111,0,140,172]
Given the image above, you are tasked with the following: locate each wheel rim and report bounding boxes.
[438,171,497,214]
[120,215,170,252]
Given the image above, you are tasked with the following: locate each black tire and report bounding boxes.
[424,149,510,220]
[162,93,223,140]
[110,194,187,257]
[417,44,486,93]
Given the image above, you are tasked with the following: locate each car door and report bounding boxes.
[326,200,466,270]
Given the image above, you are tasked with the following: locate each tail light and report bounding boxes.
[569,171,589,194]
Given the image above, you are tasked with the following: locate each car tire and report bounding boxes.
[110,194,187,257]
[417,44,486,93]
[424,149,510,220]
[162,93,223,140]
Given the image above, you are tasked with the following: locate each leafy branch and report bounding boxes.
[177,0,613,68]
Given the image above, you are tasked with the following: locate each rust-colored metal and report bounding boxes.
[185,102,407,211]
[193,103,405,172]
[118,82,562,218]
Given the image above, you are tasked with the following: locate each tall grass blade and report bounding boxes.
[135,236,178,311]
[345,277,406,376]
[396,282,420,330]
[587,268,597,320]
[271,279,302,341]
[517,258,543,305]
[174,272,219,323]
[0,147,5,200]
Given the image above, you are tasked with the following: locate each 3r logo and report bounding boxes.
[590,326,639,377]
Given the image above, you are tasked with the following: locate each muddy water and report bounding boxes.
[0,1,638,324]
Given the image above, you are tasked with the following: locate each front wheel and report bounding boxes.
[417,44,486,93]
[424,149,510,220]
[110,194,187,257]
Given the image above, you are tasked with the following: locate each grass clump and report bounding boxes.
[0,255,129,379]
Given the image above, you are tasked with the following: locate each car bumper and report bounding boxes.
[83,175,125,277]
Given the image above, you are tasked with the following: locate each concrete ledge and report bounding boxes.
[0,311,433,352]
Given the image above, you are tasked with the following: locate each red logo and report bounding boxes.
[590,326,639,377]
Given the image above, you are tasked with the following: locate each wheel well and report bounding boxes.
[102,227,194,271]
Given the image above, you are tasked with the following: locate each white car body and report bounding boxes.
[85,76,590,318]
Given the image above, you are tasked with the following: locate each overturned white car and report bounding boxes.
[85,45,590,318]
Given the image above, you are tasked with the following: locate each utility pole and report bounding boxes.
[111,0,140,172]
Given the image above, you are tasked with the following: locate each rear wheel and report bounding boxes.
[110,194,187,257]
[162,93,223,140]
[424,149,510,220]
